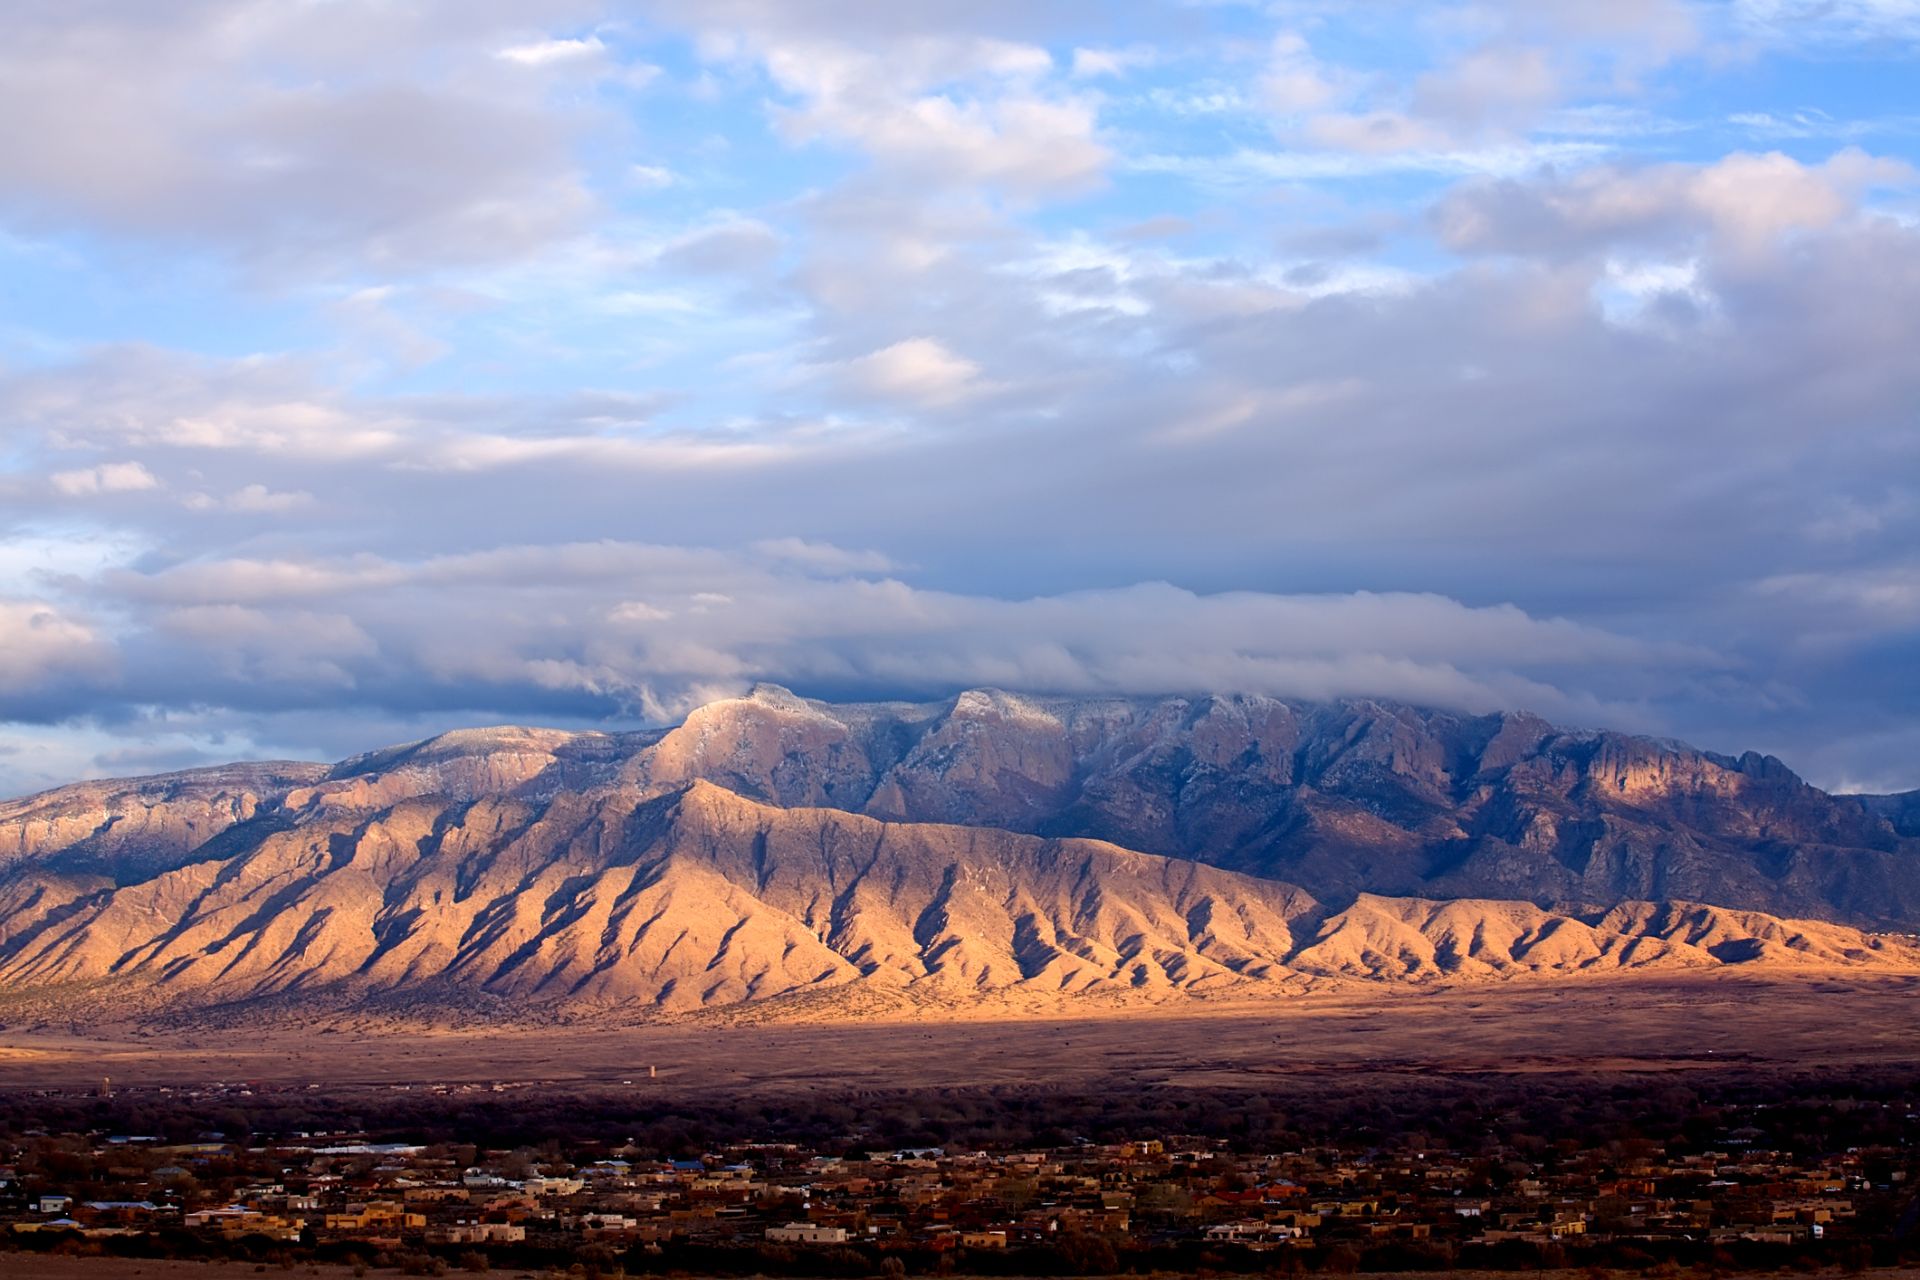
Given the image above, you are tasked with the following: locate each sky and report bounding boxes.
[1,0,1918,797]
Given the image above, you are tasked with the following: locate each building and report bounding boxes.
[767,1221,850,1244]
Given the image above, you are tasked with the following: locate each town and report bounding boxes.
[3,1078,1917,1276]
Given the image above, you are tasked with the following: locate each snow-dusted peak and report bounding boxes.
[948,688,1063,728]
[743,682,834,718]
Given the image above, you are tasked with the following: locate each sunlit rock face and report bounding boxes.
[2,688,1918,1022]
[0,762,329,881]
[605,688,1920,926]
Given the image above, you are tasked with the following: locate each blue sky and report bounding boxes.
[1,0,1918,795]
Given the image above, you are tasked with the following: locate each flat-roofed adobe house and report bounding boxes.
[767,1222,850,1244]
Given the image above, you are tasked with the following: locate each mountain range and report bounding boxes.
[1,686,1916,1023]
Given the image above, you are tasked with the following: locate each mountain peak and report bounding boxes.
[743,682,812,711]
[949,687,1062,726]
[685,683,842,727]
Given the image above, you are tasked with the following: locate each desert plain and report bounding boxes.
[2,973,1914,1097]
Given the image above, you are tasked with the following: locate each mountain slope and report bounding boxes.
[3,688,1919,1023]
[1290,894,1917,980]
[0,774,1915,1024]
[0,781,1323,1017]
[15,688,1912,932]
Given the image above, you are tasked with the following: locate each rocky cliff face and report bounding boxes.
[608,687,1920,927]
[1863,790,1920,840]
[1,687,1916,1023]
[0,762,329,881]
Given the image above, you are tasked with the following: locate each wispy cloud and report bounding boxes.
[1127,140,1613,184]
[1734,0,1920,44]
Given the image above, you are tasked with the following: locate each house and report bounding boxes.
[1205,1220,1302,1249]
[767,1222,850,1244]
[322,1201,427,1235]
[182,1206,302,1241]
[524,1175,586,1197]
[432,1221,527,1245]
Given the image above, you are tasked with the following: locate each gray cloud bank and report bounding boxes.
[9,540,1707,725]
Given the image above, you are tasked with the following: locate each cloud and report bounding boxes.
[0,601,117,715]
[6,346,411,459]
[43,541,1714,737]
[1734,0,1920,44]
[1433,148,1916,260]
[654,217,784,275]
[497,35,607,66]
[1306,112,1455,155]
[0,346,863,485]
[773,83,1109,198]
[1264,39,1569,157]
[1070,46,1157,79]
[1754,564,1920,630]
[0,1,604,276]
[223,484,316,514]
[1262,33,1343,115]
[49,461,160,497]
[751,538,898,574]
[1412,46,1562,134]
[660,4,1110,199]
[1250,2,1697,158]
[1130,140,1612,184]
[827,337,988,408]
[156,604,378,688]
[1477,0,1700,75]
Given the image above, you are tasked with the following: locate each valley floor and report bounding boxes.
[1,972,1915,1094]
[9,1261,1920,1280]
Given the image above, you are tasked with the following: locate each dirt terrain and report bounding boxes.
[2,973,1915,1096]
[5,1263,1919,1280]
[0,1261,375,1280]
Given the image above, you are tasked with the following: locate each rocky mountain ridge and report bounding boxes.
[23,685,1910,915]
[1,687,1916,1022]
[0,779,1914,1024]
